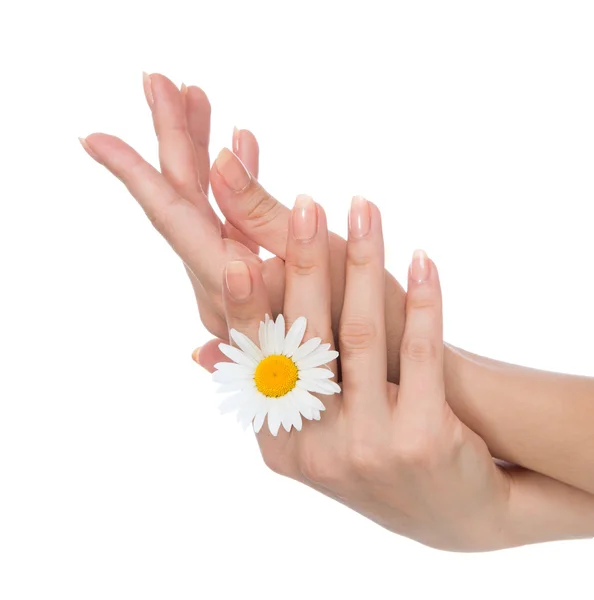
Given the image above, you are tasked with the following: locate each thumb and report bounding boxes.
[210,148,290,258]
[192,338,227,373]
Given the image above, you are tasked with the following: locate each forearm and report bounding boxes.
[505,468,594,546]
[445,345,594,495]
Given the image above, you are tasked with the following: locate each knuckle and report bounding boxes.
[227,311,259,332]
[286,257,319,278]
[396,438,435,469]
[348,442,383,476]
[299,448,338,486]
[402,336,437,362]
[407,290,437,311]
[347,249,374,269]
[146,194,183,238]
[147,208,170,237]
[339,317,377,353]
[245,189,282,229]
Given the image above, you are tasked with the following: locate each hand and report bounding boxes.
[80,73,286,342]
[79,72,407,381]
[217,194,512,552]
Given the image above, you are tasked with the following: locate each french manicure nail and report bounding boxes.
[214,148,251,192]
[191,346,202,364]
[142,72,154,108]
[232,126,240,155]
[78,137,100,162]
[292,194,317,241]
[410,249,430,282]
[225,261,252,300]
[349,195,371,238]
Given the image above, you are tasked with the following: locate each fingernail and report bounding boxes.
[78,137,100,162]
[214,148,251,192]
[142,72,154,108]
[191,346,202,364]
[410,249,430,282]
[292,194,318,241]
[225,261,252,300]
[180,82,188,106]
[349,195,371,238]
[232,126,240,155]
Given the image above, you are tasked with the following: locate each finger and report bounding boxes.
[182,84,212,196]
[284,195,339,387]
[339,197,388,409]
[223,128,260,255]
[220,260,300,439]
[397,250,446,416]
[81,133,224,288]
[147,73,219,226]
[211,148,290,256]
[192,339,226,373]
[234,127,260,178]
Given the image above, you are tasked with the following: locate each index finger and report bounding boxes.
[81,133,225,287]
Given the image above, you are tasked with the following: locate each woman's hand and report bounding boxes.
[79,72,407,380]
[80,73,287,342]
[217,194,513,552]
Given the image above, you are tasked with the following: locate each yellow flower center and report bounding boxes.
[254,355,298,398]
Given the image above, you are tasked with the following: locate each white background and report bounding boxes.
[1,1,593,598]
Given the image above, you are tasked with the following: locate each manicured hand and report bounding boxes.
[80,73,285,342]
[217,194,512,552]
[79,73,406,381]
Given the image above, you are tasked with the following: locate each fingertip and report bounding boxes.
[79,136,100,162]
[409,249,431,284]
[224,260,253,302]
[191,346,202,364]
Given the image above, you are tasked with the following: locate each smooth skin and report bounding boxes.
[220,196,594,550]
[80,72,594,499]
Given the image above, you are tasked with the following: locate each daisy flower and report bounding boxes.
[213,315,340,436]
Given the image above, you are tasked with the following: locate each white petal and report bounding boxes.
[275,314,286,357]
[288,404,303,431]
[296,378,337,395]
[292,386,326,412]
[213,370,240,384]
[312,409,321,420]
[214,362,253,376]
[291,337,322,362]
[296,350,339,370]
[238,411,255,430]
[236,396,259,429]
[288,390,313,420]
[281,403,293,432]
[314,380,341,395]
[219,393,244,414]
[218,343,258,368]
[282,317,308,357]
[230,329,264,362]
[216,380,255,394]
[266,400,282,437]
[258,321,265,354]
[253,409,267,433]
[299,367,335,380]
[267,317,276,354]
[252,393,268,434]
